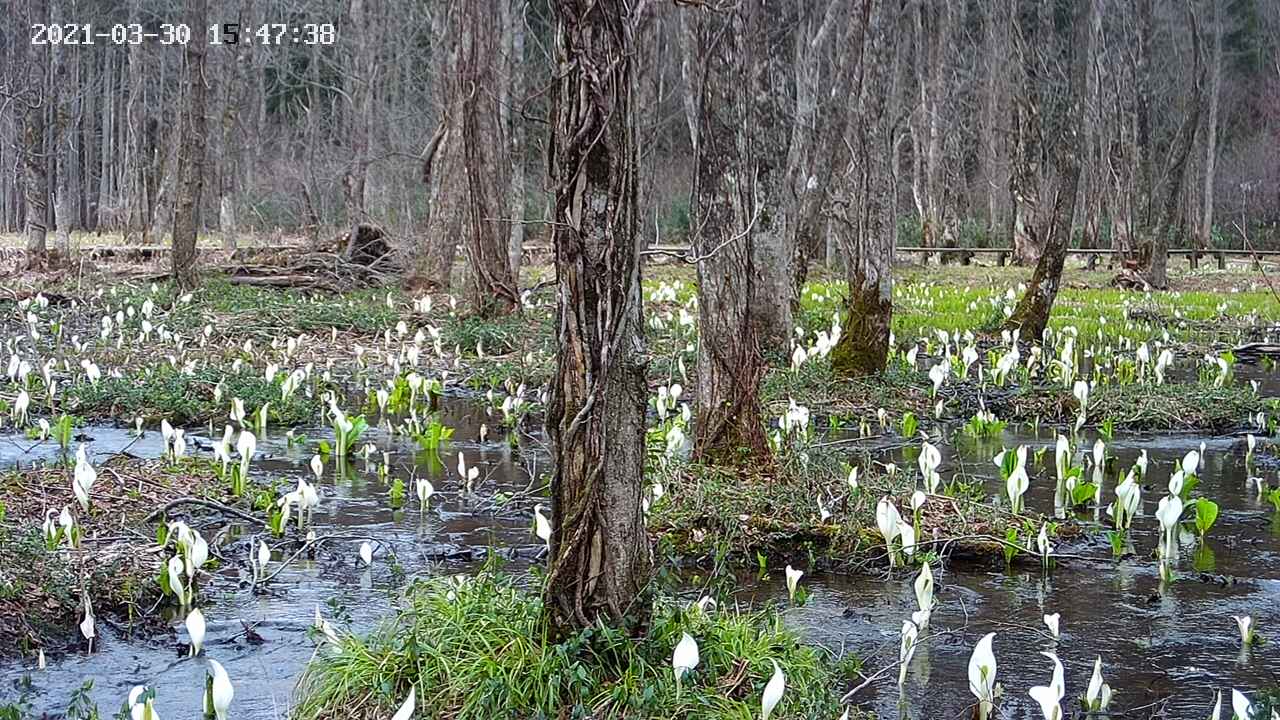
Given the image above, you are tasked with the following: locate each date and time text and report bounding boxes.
[30,22,337,46]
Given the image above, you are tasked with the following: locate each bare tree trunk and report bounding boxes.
[505,0,528,279]
[787,1,841,306]
[460,0,520,316]
[342,0,374,259]
[97,49,115,230]
[1144,4,1205,290]
[910,0,955,260]
[20,0,50,269]
[1198,0,1223,260]
[406,6,464,294]
[1004,0,1092,340]
[218,28,242,250]
[745,10,794,359]
[544,0,652,637]
[683,1,770,465]
[171,0,209,290]
[831,0,896,378]
[51,0,72,255]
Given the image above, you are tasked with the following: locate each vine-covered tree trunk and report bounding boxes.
[171,0,208,290]
[460,0,519,317]
[684,1,770,465]
[544,0,652,636]
[830,0,896,378]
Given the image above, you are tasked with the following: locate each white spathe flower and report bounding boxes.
[1043,613,1060,640]
[73,445,97,513]
[1027,651,1064,720]
[761,659,786,720]
[1084,656,1112,711]
[1155,495,1184,554]
[1234,615,1255,646]
[672,632,699,692]
[899,618,919,685]
[236,431,257,479]
[784,565,804,602]
[899,522,917,557]
[918,442,942,493]
[1182,449,1201,477]
[185,607,206,656]
[967,633,998,718]
[914,563,934,620]
[1232,689,1253,720]
[207,659,234,720]
[876,498,902,564]
[928,362,948,394]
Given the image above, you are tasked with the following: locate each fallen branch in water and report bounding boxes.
[253,534,399,590]
[143,497,261,525]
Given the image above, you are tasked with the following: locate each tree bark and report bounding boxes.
[460,0,520,316]
[21,0,50,269]
[544,0,652,636]
[341,0,374,260]
[830,0,896,378]
[406,5,465,294]
[171,0,209,290]
[1197,0,1223,262]
[786,1,842,314]
[1144,3,1205,290]
[51,0,72,255]
[742,6,793,358]
[910,0,956,259]
[1003,0,1092,340]
[683,1,770,465]
[505,0,528,279]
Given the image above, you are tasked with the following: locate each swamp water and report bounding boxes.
[2,400,1278,719]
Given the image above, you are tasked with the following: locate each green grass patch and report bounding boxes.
[65,363,320,426]
[293,569,850,720]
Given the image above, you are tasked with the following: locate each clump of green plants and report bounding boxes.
[293,568,846,720]
[962,410,1006,439]
[66,364,318,426]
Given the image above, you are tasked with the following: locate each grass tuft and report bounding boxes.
[293,568,850,720]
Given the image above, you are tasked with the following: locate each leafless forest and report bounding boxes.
[2,0,1279,288]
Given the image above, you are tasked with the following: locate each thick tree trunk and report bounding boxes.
[460,0,519,316]
[544,0,652,636]
[406,6,465,294]
[171,0,209,290]
[684,2,770,465]
[744,6,794,359]
[830,0,896,378]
